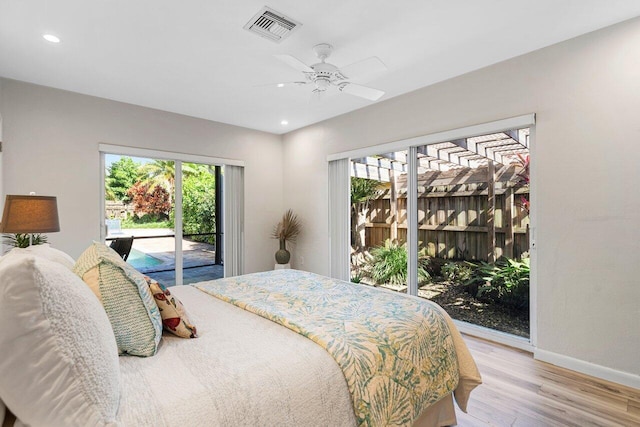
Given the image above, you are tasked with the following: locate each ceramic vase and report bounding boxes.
[275,239,290,264]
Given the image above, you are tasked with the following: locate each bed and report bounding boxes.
[0,245,481,427]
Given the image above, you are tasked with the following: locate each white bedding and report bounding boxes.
[116,285,357,426]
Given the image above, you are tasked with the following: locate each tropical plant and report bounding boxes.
[272,209,301,243]
[351,177,381,252]
[351,177,380,206]
[365,240,431,286]
[142,160,176,193]
[106,157,144,202]
[3,233,48,248]
[465,257,530,312]
[141,161,200,197]
[127,182,171,220]
[441,261,474,283]
[181,167,216,244]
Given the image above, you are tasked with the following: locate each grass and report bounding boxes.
[121,218,171,229]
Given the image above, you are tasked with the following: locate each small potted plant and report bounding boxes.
[4,233,48,248]
[272,209,301,264]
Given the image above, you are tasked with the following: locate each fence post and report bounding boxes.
[505,184,514,259]
[487,161,496,263]
[390,168,398,242]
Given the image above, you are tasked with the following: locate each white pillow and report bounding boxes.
[0,254,120,426]
[4,243,75,270]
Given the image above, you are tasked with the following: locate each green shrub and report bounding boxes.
[366,240,431,286]
[465,257,530,312]
[181,169,216,244]
[441,261,474,283]
[106,156,144,202]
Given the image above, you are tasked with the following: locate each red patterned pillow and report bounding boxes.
[144,276,198,338]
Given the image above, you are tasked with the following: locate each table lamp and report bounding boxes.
[0,194,60,246]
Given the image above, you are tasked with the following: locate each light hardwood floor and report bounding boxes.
[456,335,640,426]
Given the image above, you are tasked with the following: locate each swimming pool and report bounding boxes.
[127,248,164,269]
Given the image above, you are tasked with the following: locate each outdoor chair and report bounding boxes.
[109,236,134,261]
[105,219,123,235]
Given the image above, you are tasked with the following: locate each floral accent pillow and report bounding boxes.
[144,276,198,338]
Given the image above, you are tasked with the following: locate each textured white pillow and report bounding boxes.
[0,254,120,426]
[4,243,75,270]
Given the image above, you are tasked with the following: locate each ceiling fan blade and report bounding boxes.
[339,56,387,81]
[308,90,326,105]
[276,81,309,87]
[254,81,309,88]
[274,54,314,73]
[339,83,385,101]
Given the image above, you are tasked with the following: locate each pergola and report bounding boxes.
[351,129,529,181]
[350,129,530,262]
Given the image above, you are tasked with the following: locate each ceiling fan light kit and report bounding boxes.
[274,43,387,101]
[312,43,333,61]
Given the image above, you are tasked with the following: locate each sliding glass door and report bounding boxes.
[102,148,230,287]
[340,117,534,341]
[349,149,409,292]
[104,154,178,284]
[411,130,531,339]
[179,162,223,284]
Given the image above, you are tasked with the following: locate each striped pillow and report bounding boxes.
[73,242,162,357]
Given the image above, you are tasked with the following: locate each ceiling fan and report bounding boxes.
[274,43,387,101]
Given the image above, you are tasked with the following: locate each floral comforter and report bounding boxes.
[196,269,462,426]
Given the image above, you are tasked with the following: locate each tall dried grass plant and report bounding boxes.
[272,209,301,243]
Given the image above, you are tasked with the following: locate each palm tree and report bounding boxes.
[143,160,176,194]
[141,160,200,201]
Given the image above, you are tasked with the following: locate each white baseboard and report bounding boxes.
[453,318,639,390]
[453,319,534,353]
[534,348,640,390]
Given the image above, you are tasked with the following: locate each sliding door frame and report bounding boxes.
[98,143,244,284]
[327,114,537,351]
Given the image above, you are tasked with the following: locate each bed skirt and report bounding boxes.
[413,393,457,427]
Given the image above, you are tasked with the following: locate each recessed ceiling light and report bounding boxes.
[277,83,285,88]
[281,120,289,125]
[43,34,60,43]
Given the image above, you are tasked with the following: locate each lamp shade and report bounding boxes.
[0,195,60,233]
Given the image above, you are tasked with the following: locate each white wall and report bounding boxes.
[1,17,638,387]
[283,18,640,382]
[0,78,3,229]
[0,79,284,273]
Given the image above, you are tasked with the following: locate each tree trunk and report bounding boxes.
[356,205,368,252]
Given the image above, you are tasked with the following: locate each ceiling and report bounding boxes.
[1,1,639,135]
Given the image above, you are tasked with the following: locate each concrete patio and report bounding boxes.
[108,228,223,286]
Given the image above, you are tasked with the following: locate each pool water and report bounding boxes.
[127,248,163,269]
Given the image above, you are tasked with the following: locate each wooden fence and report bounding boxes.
[361,164,530,261]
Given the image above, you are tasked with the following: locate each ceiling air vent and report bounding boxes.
[244,6,301,43]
